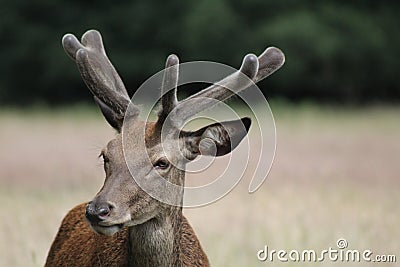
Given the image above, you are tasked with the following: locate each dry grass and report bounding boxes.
[0,104,399,266]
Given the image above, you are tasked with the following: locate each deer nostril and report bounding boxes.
[97,206,110,218]
[96,203,114,219]
[85,202,114,223]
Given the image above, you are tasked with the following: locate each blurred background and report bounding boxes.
[1,0,399,105]
[0,0,399,266]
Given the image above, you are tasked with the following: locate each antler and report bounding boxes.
[61,30,138,126]
[62,29,284,130]
[158,54,179,122]
[159,47,285,128]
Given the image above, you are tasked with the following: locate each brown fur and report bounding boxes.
[45,203,209,267]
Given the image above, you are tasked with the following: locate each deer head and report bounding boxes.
[61,30,284,236]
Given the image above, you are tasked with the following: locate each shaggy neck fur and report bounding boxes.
[128,206,183,267]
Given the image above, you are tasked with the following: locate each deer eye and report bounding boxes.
[153,158,170,169]
[100,152,110,170]
[100,153,109,163]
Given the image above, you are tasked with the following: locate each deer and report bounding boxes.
[45,29,284,267]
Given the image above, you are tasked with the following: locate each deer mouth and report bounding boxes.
[89,217,152,236]
[86,208,157,236]
[86,215,129,236]
[90,223,124,236]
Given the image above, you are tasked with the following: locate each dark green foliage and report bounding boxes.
[0,0,399,105]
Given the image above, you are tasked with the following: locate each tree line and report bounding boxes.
[0,0,399,106]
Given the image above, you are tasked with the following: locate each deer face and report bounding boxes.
[86,115,251,235]
[61,30,284,236]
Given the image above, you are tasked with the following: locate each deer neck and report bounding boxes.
[128,206,183,267]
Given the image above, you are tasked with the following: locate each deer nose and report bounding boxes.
[85,201,114,224]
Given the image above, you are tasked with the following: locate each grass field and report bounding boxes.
[0,104,399,266]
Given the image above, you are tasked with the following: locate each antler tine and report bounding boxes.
[254,47,285,83]
[168,48,285,127]
[168,53,259,126]
[62,30,138,119]
[158,54,179,122]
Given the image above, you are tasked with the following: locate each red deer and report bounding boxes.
[45,29,284,267]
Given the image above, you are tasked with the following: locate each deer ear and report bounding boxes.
[93,96,123,131]
[184,117,251,158]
